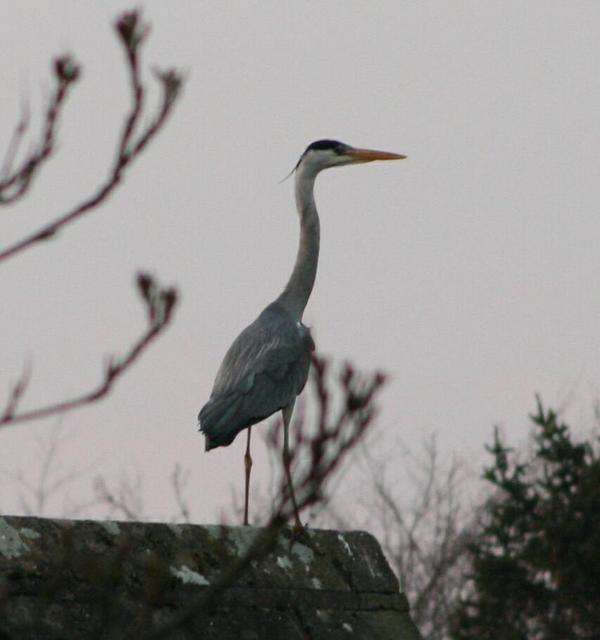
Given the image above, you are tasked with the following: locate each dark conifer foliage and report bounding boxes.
[451,398,600,640]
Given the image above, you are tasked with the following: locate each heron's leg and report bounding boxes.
[243,426,252,526]
[282,404,302,529]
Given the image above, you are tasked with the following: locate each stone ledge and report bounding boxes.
[0,515,422,639]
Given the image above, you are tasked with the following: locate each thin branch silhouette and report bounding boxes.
[0,273,177,428]
[0,56,79,206]
[0,422,97,516]
[93,474,145,521]
[0,10,183,264]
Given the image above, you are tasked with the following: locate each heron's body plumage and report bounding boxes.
[199,302,314,450]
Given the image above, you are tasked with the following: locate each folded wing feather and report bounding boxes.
[198,302,314,450]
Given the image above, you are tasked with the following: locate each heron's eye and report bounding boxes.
[334,141,351,154]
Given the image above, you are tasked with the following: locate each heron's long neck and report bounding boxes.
[276,169,320,320]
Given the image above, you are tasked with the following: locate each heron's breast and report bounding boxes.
[296,321,315,351]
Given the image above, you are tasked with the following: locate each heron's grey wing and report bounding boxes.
[199,304,314,450]
[237,333,311,418]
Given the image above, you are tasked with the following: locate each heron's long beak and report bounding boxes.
[346,147,407,162]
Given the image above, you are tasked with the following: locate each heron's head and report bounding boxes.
[294,139,406,177]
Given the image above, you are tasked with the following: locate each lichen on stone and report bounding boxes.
[19,527,41,540]
[167,523,183,538]
[100,520,120,536]
[227,526,260,556]
[277,555,293,572]
[170,564,210,586]
[337,533,354,557]
[0,518,28,559]
[291,540,314,565]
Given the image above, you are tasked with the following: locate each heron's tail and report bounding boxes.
[198,394,246,451]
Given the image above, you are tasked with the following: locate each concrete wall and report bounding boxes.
[0,515,422,639]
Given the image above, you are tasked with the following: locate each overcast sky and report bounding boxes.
[1,1,600,523]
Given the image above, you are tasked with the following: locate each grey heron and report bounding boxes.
[198,139,406,527]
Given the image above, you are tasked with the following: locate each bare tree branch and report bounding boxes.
[316,432,476,640]
[0,56,79,206]
[373,436,473,640]
[0,422,97,516]
[1,358,32,422]
[170,463,192,524]
[93,474,144,521]
[0,101,30,183]
[0,10,183,264]
[0,272,177,428]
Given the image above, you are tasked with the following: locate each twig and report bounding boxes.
[0,10,183,263]
[0,422,97,515]
[93,475,144,521]
[0,100,30,184]
[170,463,191,524]
[1,358,32,421]
[0,57,79,205]
[0,272,177,428]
